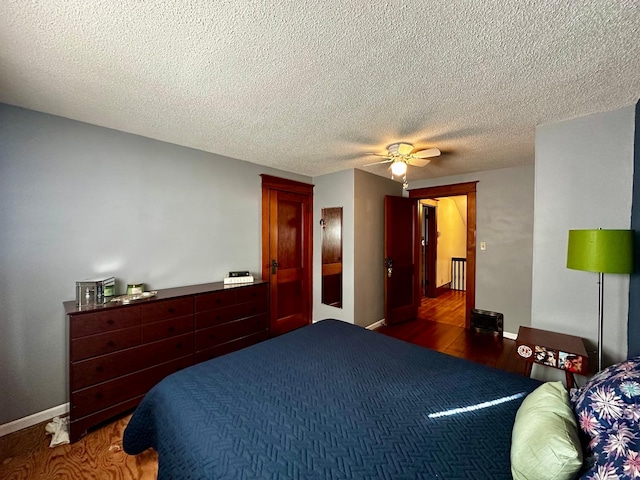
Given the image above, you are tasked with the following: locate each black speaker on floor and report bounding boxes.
[470,309,503,336]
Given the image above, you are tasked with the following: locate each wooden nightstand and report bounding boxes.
[515,326,589,389]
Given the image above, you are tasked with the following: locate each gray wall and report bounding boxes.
[532,105,635,366]
[410,165,535,335]
[312,169,403,328]
[312,170,355,323]
[354,170,403,327]
[0,104,311,424]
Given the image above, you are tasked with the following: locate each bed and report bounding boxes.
[124,319,541,479]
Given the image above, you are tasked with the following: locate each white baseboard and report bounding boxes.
[504,331,517,340]
[366,319,385,330]
[0,403,69,438]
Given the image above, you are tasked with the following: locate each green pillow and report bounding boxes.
[511,381,583,480]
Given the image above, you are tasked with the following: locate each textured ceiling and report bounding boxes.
[1,1,638,182]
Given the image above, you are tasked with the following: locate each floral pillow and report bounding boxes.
[570,356,640,479]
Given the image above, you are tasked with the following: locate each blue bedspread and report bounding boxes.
[124,319,540,479]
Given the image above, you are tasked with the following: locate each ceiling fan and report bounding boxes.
[364,142,441,188]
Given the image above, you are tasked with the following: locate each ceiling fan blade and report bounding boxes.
[414,148,441,159]
[407,157,431,167]
[363,159,393,167]
[365,153,391,157]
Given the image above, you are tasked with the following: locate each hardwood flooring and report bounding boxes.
[377,317,528,374]
[0,415,156,480]
[418,289,466,327]
[0,292,527,479]
[380,289,528,375]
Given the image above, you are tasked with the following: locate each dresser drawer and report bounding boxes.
[141,297,193,324]
[71,333,194,390]
[235,283,268,304]
[195,290,236,312]
[142,315,193,342]
[195,330,269,363]
[195,300,267,330]
[196,313,268,351]
[71,326,142,362]
[70,307,141,339]
[195,303,243,329]
[71,355,193,419]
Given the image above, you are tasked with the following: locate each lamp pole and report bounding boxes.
[597,272,604,372]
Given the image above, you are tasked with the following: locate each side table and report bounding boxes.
[515,326,589,389]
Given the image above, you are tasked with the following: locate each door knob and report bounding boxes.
[271,260,279,274]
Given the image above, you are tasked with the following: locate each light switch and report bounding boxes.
[480,242,487,251]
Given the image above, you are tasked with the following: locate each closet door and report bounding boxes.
[261,175,313,336]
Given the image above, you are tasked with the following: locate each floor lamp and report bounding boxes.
[566,229,633,371]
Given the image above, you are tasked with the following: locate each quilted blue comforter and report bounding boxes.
[124,319,540,479]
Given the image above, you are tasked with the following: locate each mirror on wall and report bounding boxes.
[321,207,343,308]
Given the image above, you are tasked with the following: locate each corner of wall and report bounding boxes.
[628,99,640,358]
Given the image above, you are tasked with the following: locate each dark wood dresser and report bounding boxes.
[64,280,269,442]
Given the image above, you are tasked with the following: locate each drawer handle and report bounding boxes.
[107,341,115,347]
[95,392,103,400]
[215,299,221,304]
[176,343,182,349]
[96,366,103,372]
[209,334,215,339]
[168,308,175,314]
[107,319,115,325]
[168,326,175,332]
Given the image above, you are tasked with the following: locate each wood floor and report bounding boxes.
[0,415,157,480]
[0,290,527,480]
[418,289,466,328]
[379,290,528,375]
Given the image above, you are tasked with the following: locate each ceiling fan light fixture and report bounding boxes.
[391,160,407,176]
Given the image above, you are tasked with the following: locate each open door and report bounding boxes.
[423,204,437,298]
[384,196,419,325]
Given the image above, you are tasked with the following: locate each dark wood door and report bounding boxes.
[384,196,419,325]
[423,204,437,298]
[261,175,313,336]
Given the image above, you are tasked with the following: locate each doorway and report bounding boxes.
[409,182,477,328]
[418,196,468,328]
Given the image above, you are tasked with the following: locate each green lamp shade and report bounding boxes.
[567,229,634,274]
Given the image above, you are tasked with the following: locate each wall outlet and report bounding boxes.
[480,241,487,251]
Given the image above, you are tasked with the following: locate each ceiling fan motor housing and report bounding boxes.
[387,142,414,155]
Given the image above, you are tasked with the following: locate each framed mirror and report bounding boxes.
[321,207,342,308]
